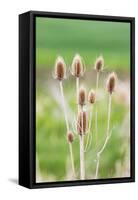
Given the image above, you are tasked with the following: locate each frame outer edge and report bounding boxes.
[19,11,135,189]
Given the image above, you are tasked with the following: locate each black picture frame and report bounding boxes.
[19,10,135,189]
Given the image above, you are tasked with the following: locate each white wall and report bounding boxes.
[0,0,137,199]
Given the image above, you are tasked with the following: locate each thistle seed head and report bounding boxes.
[77,111,88,135]
[106,72,117,94]
[94,56,104,72]
[67,132,74,143]
[71,54,85,77]
[78,86,86,106]
[88,89,96,104]
[54,56,66,81]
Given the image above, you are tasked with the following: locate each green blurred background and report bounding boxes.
[36,17,130,182]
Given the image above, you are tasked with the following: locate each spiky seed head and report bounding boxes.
[71,54,85,77]
[77,111,88,135]
[78,86,86,106]
[88,89,96,104]
[106,72,117,94]
[67,132,74,143]
[94,56,104,72]
[54,56,66,81]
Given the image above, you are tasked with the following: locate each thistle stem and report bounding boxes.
[96,72,100,93]
[76,77,85,179]
[95,94,112,179]
[59,81,69,132]
[69,143,76,177]
[106,94,112,137]
[85,105,93,152]
[59,81,76,177]
[95,72,100,146]
[79,106,85,180]
[80,134,85,179]
[76,77,79,112]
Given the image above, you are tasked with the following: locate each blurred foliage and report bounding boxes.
[36,17,130,71]
[36,17,130,182]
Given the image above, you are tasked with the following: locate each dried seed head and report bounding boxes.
[77,111,88,135]
[67,132,74,143]
[88,89,96,104]
[54,56,66,81]
[71,54,85,77]
[106,72,117,94]
[94,56,104,72]
[78,86,86,106]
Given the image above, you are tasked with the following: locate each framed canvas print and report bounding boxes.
[19,11,135,189]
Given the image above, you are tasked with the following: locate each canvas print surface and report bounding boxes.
[36,17,130,183]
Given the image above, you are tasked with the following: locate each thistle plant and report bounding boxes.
[85,89,96,151]
[54,56,76,177]
[77,87,87,179]
[67,131,75,176]
[53,54,118,180]
[95,72,117,179]
[71,54,85,112]
[77,110,88,179]
[78,86,86,107]
[70,55,86,179]
[88,89,96,105]
[94,56,104,145]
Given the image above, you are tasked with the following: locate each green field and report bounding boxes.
[36,17,130,182]
[36,17,130,70]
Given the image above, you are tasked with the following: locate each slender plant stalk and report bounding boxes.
[85,105,93,152]
[80,107,85,179]
[80,134,85,179]
[95,71,100,145]
[95,94,112,179]
[96,71,100,93]
[76,76,85,179]
[79,105,85,180]
[69,142,76,176]
[106,94,112,137]
[76,77,85,179]
[59,81,76,177]
[59,81,69,131]
[76,77,79,112]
